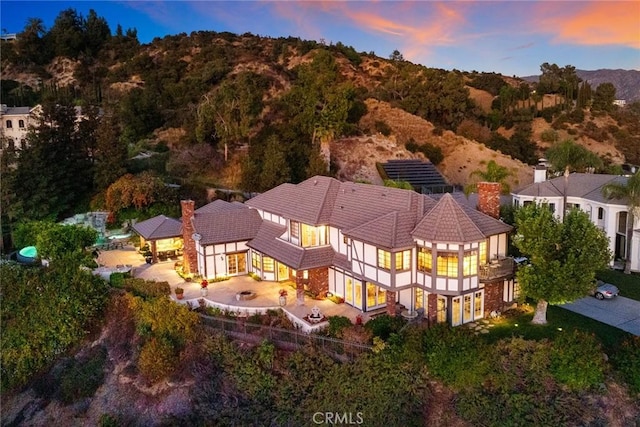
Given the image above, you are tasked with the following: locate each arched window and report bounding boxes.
[7,138,15,150]
[18,119,25,128]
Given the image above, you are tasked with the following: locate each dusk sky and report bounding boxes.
[2,1,639,77]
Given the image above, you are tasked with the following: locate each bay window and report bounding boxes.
[377,249,391,269]
[417,247,432,272]
[463,250,478,276]
[436,252,458,278]
[395,250,411,271]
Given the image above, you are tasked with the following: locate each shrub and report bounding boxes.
[423,324,489,390]
[123,278,171,299]
[364,314,406,340]
[59,346,108,403]
[612,336,640,394]
[138,336,178,381]
[326,316,353,338]
[374,120,392,136]
[109,272,125,288]
[549,330,606,391]
[540,128,559,143]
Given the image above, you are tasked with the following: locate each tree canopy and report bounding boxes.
[513,203,611,324]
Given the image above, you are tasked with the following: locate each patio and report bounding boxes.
[95,246,370,332]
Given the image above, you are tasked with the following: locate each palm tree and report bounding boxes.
[602,170,640,274]
[464,160,512,195]
[546,140,603,217]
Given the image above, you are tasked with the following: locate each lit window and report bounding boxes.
[463,250,478,276]
[290,221,299,239]
[395,250,411,271]
[302,270,308,279]
[474,291,483,318]
[301,224,327,247]
[479,241,487,265]
[415,288,424,310]
[263,257,274,272]
[417,247,432,272]
[252,252,261,269]
[377,249,391,269]
[436,252,458,278]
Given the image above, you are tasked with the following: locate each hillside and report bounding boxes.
[523,69,640,102]
[1,10,639,216]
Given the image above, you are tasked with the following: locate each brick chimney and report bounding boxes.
[477,182,501,219]
[181,200,197,275]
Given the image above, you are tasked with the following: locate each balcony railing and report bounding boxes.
[478,257,515,282]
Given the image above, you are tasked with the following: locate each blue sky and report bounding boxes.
[2,1,639,77]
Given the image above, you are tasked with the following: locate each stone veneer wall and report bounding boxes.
[483,281,503,316]
[306,268,329,299]
[180,200,197,275]
[386,290,397,316]
[427,293,439,324]
[477,182,501,219]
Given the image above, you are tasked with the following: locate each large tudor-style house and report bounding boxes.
[178,176,518,326]
[512,168,640,273]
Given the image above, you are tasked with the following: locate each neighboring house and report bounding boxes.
[511,169,640,273]
[0,104,36,151]
[180,176,518,326]
[0,104,100,153]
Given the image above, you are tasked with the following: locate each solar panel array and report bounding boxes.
[381,159,453,194]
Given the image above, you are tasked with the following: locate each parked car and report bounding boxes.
[591,280,620,300]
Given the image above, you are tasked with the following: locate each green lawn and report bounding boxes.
[596,269,640,301]
[479,304,631,353]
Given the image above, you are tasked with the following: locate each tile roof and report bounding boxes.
[330,181,435,231]
[247,221,335,269]
[514,173,628,205]
[195,199,247,214]
[193,208,262,245]
[132,215,182,240]
[344,211,416,249]
[412,193,511,243]
[245,177,341,225]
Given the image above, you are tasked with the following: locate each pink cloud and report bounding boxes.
[537,1,640,48]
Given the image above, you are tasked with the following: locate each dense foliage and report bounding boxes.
[0,261,110,391]
[12,221,97,264]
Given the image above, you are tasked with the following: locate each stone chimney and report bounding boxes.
[477,182,501,219]
[534,165,547,183]
[181,200,197,276]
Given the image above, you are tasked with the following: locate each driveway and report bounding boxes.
[560,296,640,336]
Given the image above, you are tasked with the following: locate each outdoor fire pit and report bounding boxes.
[236,290,257,301]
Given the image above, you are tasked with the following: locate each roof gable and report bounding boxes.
[132,215,182,240]
[245,177,341,224]
[193,208,262,245]
[413,194,488,243]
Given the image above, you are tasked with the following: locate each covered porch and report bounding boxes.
[131,215,183,263]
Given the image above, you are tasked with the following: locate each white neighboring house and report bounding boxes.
[511,169,640,273]
[0,104,37,151]
[0,104,99,153]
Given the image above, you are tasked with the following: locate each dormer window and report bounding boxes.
[291,220,299,239]
[301,224,327,247]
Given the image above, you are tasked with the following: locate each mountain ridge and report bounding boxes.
[522,68,640,102]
